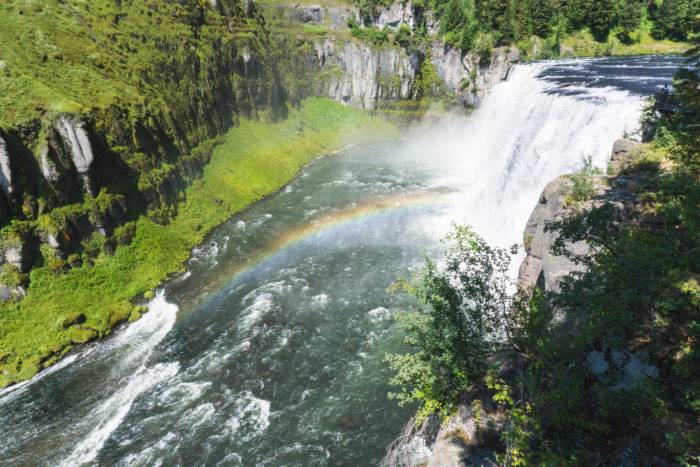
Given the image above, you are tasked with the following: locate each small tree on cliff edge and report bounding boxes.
[386,225,516,421]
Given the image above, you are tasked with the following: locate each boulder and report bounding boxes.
[586,347,659,391]
[608,138,639,173]
[296,4,324,23]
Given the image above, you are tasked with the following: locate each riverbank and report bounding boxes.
[0,98,398,387]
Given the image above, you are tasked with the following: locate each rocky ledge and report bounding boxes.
[426,139,657,465]
[271,3,520,110]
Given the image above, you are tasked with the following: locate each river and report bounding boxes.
[0,55,682,466]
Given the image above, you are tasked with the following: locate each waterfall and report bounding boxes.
[0,55,679,467]
[410,60,647,251]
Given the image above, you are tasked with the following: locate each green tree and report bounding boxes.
[651,0,699,41]
[476,0,514,43]
[386,225,516,420]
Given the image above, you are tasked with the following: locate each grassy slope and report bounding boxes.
[0,0,183,127]
[0,97,399,387]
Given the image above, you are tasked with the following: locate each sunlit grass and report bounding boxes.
[0,98,399,387]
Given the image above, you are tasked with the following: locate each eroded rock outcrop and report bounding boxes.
[313,38,420,109]
[307,38,519,110]
[518,155,640,294]
[55,116,95,195]
[375,1,416,29]
[0,135,11,197]
[517,176,589,293]
[432,44,520,107]
[275,3,353,29]
[426,139,647,466]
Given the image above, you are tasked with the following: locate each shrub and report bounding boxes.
[0,264,28,288]
[416,55,442,97]
[350,24,389,45]
[113,221,137,246]
[302,24,328,36]
[564,156,601,206]
[395,24,413,48]
[473,31,496,60]
[386,225,516,421]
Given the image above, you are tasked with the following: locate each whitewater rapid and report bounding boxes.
[0,55,680,466]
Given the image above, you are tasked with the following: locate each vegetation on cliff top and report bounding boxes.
[388,37,699,464]
[349,0,691,57]
[0,98,398,387]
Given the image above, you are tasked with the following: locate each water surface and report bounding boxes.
[0,55,681,466]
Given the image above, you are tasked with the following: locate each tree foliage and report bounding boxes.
[650,0,699,41]
[387,36,700,463]
[386,225,516,421]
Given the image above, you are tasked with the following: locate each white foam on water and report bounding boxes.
[237,293,274,332]
[174,270,192,283]
[367,307,391,323]
[59,292,179,466]
[220,390,272,444]
[216,453,243,466]
[116,431,178,467]
[158,381,211,408]
[60,361,179,466]
[310,293,331,308]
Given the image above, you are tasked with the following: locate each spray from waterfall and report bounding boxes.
[391,61,645,250]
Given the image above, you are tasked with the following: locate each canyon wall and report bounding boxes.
[0,0,519,300]
[267,2,519,110]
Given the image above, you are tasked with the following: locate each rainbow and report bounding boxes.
[178,190,453,311]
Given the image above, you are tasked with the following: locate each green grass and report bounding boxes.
[302,24,330,35]
[0,0,266,130]
[0,97,399,387]
[560,28,687,58]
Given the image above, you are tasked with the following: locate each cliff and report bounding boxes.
[426,139,651,466]
[0,0,520,302]
[0,0,518,386]
[0,0,289,295]
[264,1,519,111]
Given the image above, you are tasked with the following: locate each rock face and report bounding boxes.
[0,135,11,196]
[427,402,501,467]
[518,143,641,294]
[375,1,416,29]
[431,44,520,107]
[276,3,353,29]
[55,116,95,194]
[312,38,420,109]
[308,39,519,110]
[517,176,588,293]
[275,3,519,111]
